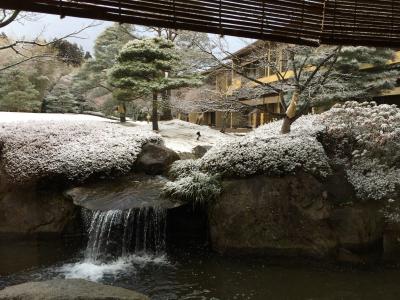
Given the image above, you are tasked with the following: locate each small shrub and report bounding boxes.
[168,159,201,179]
[162,171,222,204]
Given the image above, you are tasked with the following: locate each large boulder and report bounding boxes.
[0,279,149,300]
[65,174,181,211]
[329,203,384,251]
[0,186,77,237]
[383,223,400,264]
[209,173,338,258]
[135,143,180,175]
[192,145,212,158]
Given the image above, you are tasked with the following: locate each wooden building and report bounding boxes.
[184,41,400,130]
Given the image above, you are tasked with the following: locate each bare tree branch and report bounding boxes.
[0,54,53,72]
[0,10,20,28]
[0,22,99,52]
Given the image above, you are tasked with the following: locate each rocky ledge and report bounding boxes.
[209,172,398,264]
[0,279,149,300]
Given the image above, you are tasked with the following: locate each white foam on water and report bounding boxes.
[59,254,169,282]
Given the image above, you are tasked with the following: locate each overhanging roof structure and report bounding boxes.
[1,0,399,47]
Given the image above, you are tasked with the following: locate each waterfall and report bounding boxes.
[83,207,167,262]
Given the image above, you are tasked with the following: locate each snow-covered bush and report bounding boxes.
[381,199,400,224]
[0,120,161,184]
[199,115,331,179]
[166,101,399,205]
[318,101,400,201]
[164,115,331,204]
[168,159,201,179]
[162,171,221,204]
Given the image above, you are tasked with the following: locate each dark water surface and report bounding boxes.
[1,240,400,300]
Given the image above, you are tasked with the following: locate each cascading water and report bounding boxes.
[83,207,167,262]
[59,176,174,281]
[60,207,168,282]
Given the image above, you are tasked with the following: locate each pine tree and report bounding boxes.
[52,39,85,67]
[109,37,201,130]
[43,75,78,113]
[89,23,134,75]
[70,23,135,114]
[0,70,40,112]
[144,28,213,120]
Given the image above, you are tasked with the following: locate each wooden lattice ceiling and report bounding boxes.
[0,0,399,47]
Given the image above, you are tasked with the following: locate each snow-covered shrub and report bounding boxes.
[163,115,332,204]
[318,101,400,201]
[252,114,325,139]
[346,159,400,201]
[381,199,400,224]
[168,159,201,179]
[0,120,161,184]
[199,116,331,178]
[162,171,221,204]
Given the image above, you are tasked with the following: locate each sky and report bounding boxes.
[2,13,252,55]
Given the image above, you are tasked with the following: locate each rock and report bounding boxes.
[0,186,77,237]
[66,174,182,211]
[0,279,149,300]
[209,173,337,258]
[135,143,180,175]
[329,203,384,251]
[192,145,212,158]
[336,248,365,264]
[383,222,400,263]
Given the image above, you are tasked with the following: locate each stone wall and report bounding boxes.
[209,172,392,263]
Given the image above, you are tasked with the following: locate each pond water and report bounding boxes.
[2,179,400,300]
[1,239,400,300]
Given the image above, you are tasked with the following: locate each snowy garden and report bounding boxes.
[1,4,400,300]
[164,101,400,206]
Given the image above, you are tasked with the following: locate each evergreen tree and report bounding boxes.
[0,70,40,112]
[145,28,213,119]
[69,23,135,114]
[52,39,85,66]
[88,23,135,76]
[109,37,200,129]
[43,75,78,113]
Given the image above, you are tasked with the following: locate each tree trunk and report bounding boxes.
[118,102,126,123]
[281,116,294,134]
[280,90,299,134]
[161,89,173,120]
[152,92,159,131]
[220,111,228,133]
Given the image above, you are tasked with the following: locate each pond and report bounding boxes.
[1,239,400,300]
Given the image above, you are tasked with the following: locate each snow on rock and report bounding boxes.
[0,113,160,184]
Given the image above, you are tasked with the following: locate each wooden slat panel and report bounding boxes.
[0,0,399,47]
